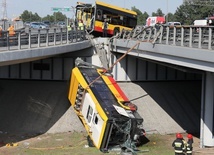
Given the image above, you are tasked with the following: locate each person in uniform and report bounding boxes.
[0,26,2,37]
[186,134,193,155]
[172,133,186,155]
[78,20,84,30]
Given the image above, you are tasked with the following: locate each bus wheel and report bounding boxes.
[113,28,120,36]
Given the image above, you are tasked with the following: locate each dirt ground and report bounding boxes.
[0,131,205,155]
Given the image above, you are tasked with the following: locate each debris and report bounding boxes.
[23,142,30,148]
[84,145,89,148]
[6,143,18,147]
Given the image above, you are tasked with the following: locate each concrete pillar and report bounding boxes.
[202,72,214,147]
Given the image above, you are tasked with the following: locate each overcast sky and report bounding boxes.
[5,0,183,19]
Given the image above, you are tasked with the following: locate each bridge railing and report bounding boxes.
[119,25,214,50]
[0,27,87,51]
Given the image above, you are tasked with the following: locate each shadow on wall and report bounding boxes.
[0,80,71,146]
[135,80,201,137]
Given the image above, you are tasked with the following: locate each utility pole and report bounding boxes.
[166,0,168,23]
[1,0,7,20]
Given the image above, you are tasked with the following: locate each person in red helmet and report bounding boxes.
[186,134,194,155]
[172,133,186,155]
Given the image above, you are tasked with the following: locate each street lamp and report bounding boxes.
[166,0,168,23]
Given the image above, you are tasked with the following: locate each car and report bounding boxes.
[24,21,31,27]
[42,21,51,27]
[166,22,181,26]
[57,21,66,28]
[30,22,49,29]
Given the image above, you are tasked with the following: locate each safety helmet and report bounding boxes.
[187,134,193,139]
[176,133,183,139]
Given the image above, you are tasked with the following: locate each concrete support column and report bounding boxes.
[201,72,214,147]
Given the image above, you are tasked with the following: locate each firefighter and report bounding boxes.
[186,134,193,155]
[172,133,186,155]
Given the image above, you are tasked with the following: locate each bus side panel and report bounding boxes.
[68,69,78,107]
[68,67,108,149]
[94,20,133,36]
[94,21,103,32]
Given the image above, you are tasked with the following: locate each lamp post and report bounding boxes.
[166,0,168,23]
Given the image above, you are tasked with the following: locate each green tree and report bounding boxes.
[52,12,67,22]
[131,6,143,25]
[166,12,175,22]
[152,8,165,16]
[141,12,149,25]
[20,10,33,22]
[174,1,214,25]
[42,15,52,22]
[20,10,41,22]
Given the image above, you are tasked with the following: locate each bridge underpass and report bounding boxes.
[0,51,202,147]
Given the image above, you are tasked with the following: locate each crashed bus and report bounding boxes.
[68,59,145,153]
[75,1,137,36]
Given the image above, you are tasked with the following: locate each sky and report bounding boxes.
[5,0,183,19]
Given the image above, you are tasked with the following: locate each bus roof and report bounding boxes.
[95,0,137,16]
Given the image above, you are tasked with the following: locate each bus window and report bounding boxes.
[123,16,127,26]
[97,9,102,21]
[86,105,93,123]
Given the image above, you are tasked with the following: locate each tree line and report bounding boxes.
[20,10,67,23]
[133,1,214,25]
[20,1,214,25]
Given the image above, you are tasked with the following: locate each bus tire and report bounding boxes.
[113,28,120,36]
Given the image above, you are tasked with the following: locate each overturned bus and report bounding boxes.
[68,59,145,154]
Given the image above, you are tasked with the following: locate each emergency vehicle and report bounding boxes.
[68,59,145,154]
[146,16,165,27]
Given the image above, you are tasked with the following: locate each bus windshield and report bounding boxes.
[75,1,137,37]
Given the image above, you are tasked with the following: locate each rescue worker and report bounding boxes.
[102,19,108,37]
[186,134,193,155]
[78,20,84,30]
[67,23,71,31]
[0,26,2,37]
[7,25,15,36]
[172,133,185,155]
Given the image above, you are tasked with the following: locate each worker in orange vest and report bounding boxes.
[0,26,2,37]
[7,25,15,36]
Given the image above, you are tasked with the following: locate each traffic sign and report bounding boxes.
[51,7,71,12]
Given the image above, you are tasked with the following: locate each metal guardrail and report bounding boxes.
[119,25,214,50]
[0,27,87,51]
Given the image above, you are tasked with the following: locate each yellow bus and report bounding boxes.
[68,59,145,153]
[75,1,137,37]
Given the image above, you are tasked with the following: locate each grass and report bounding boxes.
[0,132,175,155]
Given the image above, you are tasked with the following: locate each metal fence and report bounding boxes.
[0,27,87,51]
[119,25,214,50]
